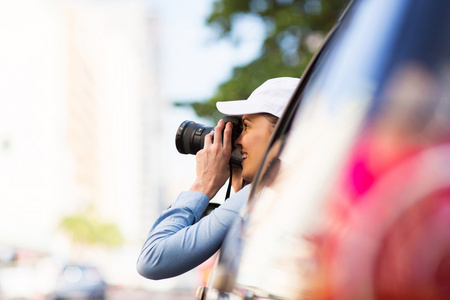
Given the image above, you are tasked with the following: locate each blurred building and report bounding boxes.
[0,0,166,289]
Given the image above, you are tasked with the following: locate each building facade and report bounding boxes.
[0,0,163,287]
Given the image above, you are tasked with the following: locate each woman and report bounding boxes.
[137,77,299,280]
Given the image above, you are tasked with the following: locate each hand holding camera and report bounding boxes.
[189,120,234,199]
[175,116,243,165]
[176,117,243,199]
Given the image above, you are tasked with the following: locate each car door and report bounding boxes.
[204,0,450,299]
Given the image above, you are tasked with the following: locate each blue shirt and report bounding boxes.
[136,185,251,280]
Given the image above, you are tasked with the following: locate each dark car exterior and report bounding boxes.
[201,0,450,299]
[52,265,106,300]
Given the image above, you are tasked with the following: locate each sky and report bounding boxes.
[150,0,265,103]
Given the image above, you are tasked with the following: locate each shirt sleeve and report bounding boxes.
[136,185,251,280]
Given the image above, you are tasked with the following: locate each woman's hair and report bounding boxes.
[261,113,279,128]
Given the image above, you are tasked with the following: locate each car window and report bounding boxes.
[207,3,353,296]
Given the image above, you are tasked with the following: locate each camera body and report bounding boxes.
[175,116,243,165]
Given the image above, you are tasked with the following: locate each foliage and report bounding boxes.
[59,214,124,247]
[180,0,349,123]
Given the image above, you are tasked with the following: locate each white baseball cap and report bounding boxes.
[216,77,300,118]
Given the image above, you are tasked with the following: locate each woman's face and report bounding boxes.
[235,113,276,182]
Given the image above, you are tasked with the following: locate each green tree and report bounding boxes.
[59,214,124,247]
[180,0,349,123]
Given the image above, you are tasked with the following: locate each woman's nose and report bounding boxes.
[234,134,242,148]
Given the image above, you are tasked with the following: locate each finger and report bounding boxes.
[204,130,213,148]
[214,119,225,146]
[223,122,233,151]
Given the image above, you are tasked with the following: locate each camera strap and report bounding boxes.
[225,162,232,200]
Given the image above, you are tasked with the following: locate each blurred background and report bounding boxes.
[0,0,346,298]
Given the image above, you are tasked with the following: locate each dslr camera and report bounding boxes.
[175,116,243,165]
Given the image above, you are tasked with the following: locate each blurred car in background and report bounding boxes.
[200,0,450,299]
[51,265,106,300]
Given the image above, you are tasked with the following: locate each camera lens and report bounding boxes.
[175,117,243,165]
[175,121,213,155]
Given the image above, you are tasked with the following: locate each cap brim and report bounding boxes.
[216,100,265,116]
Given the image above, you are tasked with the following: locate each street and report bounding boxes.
[106,287,195,300]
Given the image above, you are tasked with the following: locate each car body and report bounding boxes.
[200,0,450,299]
[51,265,106,300]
